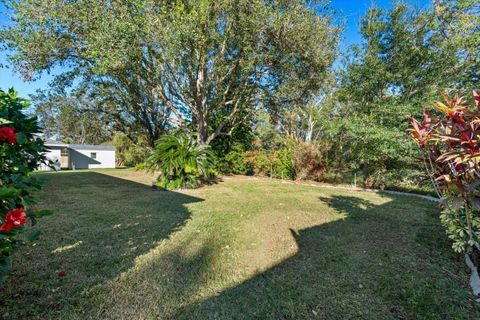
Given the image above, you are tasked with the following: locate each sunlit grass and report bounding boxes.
[0,170,477,319]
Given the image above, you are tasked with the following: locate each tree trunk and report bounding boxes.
[305,114,314,142]
[463,204,480,297]
[465,250,480,297]
[195,57,209,145]
[197,114,208,144]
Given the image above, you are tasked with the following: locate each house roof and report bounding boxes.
[44,138,68,147]
[68,144,115,151]
[43,138,114,151]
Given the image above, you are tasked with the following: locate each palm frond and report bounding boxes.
[146,134,215,189]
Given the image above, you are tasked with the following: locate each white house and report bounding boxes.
[39,139,116,170]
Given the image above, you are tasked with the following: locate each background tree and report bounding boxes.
[33,89,111,144]
[280,82,336,143]
[325,0,479,187]
[1,0,339,146]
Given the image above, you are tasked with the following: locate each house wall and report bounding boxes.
[69,149,116,169]
[38,146,62,171]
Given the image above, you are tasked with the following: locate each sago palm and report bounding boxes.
[146,134,215,189]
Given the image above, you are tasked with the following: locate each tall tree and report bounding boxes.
[1,0,339,145]
[280,81,336,143]
[330,0,479,181]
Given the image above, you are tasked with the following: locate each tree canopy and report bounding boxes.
[1,0,339,145]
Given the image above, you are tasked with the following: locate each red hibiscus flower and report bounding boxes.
[0,208,27,231]
[0,126,17,144]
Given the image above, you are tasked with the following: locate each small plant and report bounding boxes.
[410,91,480,296]
[0,89,52,284]
[146,134,215,189]
[273,146,295,180]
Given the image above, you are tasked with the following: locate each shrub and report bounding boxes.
[365,167,432,194]
[146,134,215,189]
[112,132,150,167]
[293,142,326,181]
[223,150,247,174]
[243,145,295,180]
[0,89,52,284]
[273,146,295,180]
[133,162,146,171]
[244,150,271,176]
[410,91,480,296]
[218,143,248,175]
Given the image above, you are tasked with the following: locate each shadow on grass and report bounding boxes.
[1,174,477,319]
[173,195,477,319]
[0,171,203,318]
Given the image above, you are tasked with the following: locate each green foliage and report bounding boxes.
[273,146,295,180]
[33,90,112,145]
[146,134,215,189]
[0,89,51,284]
[253,111,286,151]
[244,143,295,180]
[440,208,480,253]
[133,162,146,171]
[1,0,339,145]
[331,113,416,174]
[112,132,150,167]
[325,0,480,188]
[219,143,248,175]
[245,150,271,176]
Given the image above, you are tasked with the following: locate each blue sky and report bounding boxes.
[0,0,431,98]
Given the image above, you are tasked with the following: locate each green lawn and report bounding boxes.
[0,169,478,319]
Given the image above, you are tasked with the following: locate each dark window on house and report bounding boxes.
[91,152,97,159]
[61,148,68,156]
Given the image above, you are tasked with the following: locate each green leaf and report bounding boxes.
[0,118,12,125]
[14,183,29,189]
[10,173,23,183]
[0,187,19,198]
[15,132,27,145]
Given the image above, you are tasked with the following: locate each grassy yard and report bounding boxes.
[0,169,478,319]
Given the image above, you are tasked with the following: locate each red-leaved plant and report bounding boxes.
[410,91,480,297]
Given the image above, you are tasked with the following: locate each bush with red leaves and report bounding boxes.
[410,91,480,295]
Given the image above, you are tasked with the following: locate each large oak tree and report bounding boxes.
[1,0,339,145]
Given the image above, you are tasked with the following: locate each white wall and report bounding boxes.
[69,148,116,169]
[38,148,61,171]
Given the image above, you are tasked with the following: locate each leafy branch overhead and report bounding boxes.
[1,0,339,146]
